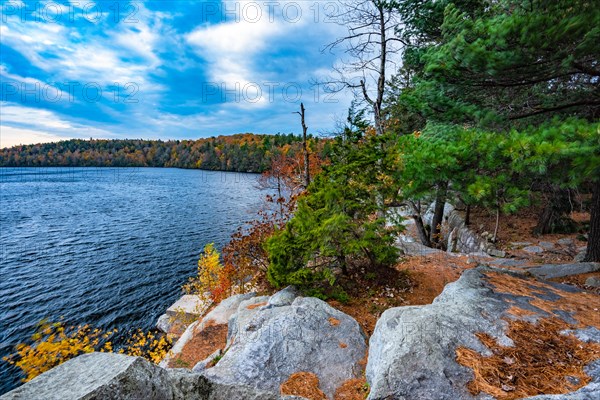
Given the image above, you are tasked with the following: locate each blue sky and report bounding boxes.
[0,1,354,147]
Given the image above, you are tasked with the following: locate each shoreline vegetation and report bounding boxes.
[0,134,331,173]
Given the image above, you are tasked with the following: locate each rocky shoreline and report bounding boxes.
[3,260,599,400]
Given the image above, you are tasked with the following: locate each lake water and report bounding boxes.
[0,167,265,394]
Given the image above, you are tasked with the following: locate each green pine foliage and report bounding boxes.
[266,107,401,289]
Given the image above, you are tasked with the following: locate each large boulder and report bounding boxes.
[203,288,367,398]
[366,267,600,400]
[0,352,303,400]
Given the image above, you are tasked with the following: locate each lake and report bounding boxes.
[0,167,265,394]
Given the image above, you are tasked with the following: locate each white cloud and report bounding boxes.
[0,125,66,148]
[1,102,73,129]
[0,102,119,145]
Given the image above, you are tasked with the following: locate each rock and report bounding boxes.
[193,349,222,373]
[0,352,303,400]
[511,241,533,248]
[486,248,506,258]
[557,238,575,246]
[526,262,600,280]
[365,267,600,400]
[161,292,257,368]
[585,277,600,288]
[167,294,211,320]
[156,294,213,335]
[523,245,544,254]
[204,292,257,325]
[396,237,443,257]
[156,313,173,334]
[446,228,458,253]
[488,258,529,268]
[574,249,587,262]
[204,292,367,399]
[267,286,301,308]
[4,353,189,399]
[539,241,555,250]
[366,268,511,400]
[0,352,197,400]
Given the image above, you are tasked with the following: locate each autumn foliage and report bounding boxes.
[3,321,172,382]
[3,320,115,382]
[182,243,232,303]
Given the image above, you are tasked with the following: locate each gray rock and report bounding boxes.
[0,352,302,400]
[204,292,257,325]
[156,313,173,334]
[557,238,575,246]
[366,269,511,400]
[365,267,600,400]
[523,245,544,254]
[167,294,211,320]
[204,295,367,398]
[574,250,587,262]
[486,248,506,258]
[511,241,533,248]
[488,258,529,268]
[226,295,271,348]
[193,349,222,373]
[585,276,600,288]
[447,228,458,253]
[0,353,198,400]
[268,286,300,308]
[527,262,600,280]
[539,241,555,250]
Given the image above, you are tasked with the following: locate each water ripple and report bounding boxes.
[0,168,264,394]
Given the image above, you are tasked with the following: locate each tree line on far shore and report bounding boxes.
[0,133,331,173]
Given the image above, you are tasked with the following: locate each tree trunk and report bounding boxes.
[337,255,349,275]
[409,201,431,247]
[299,103,310,188]
[430,182,448,246]
[533,187,576,235]
[492,208,500,243]
[465,204,471,226]
[583,180,600,262]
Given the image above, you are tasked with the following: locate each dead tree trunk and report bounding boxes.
[297,103,310,188]
[584,180,600,262]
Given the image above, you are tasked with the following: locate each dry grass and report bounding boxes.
[456,271,600,399]
[468,206,589,263]
[246,302,268,310]
[456,317,600,399]
[485,272,600,329]
[550,272,600,294]
[280,372,327,400]
[334,378,369,400]
[397,254,474,305]
[327,254,473,337]
[167,321,228,369]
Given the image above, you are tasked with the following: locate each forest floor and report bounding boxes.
[467,206,589,263]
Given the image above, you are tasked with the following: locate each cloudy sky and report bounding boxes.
[0,1,354,148]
